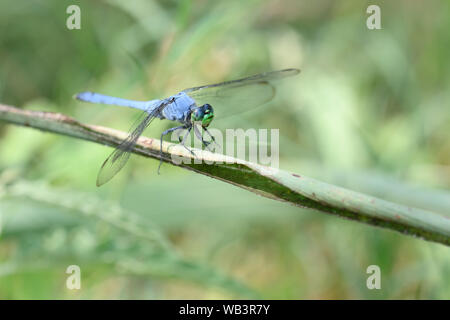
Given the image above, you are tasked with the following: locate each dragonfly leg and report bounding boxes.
[193,125,213,150]
[179,126,197,157]
[179,126,195,149]
[178,128,188,143]
[202,127,219,147]
[158,125,185,174]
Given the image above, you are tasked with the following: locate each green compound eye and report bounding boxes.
[192,108,204,122]
[201,104,214,127]
[192,104,214,127]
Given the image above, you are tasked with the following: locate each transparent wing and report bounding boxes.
[184,69,299,94]
[96,101,167,187]
[184,69,300,119]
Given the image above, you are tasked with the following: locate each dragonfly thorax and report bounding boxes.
[158,92,195,122]
[191,104,214,127]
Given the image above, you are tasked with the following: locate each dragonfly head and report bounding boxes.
[192,104,214,127]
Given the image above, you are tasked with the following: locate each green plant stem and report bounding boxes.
[1,103,449,246]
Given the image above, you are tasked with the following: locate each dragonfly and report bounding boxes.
[75,68,300,186]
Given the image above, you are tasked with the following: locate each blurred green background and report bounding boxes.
[0,0,449,299]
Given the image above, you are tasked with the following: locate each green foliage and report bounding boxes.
[0,0,449,299]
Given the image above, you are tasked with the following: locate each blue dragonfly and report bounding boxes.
[75,68,300,186]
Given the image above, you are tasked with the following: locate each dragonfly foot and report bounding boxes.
[157,159,163,175]
[183,145,197,157]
